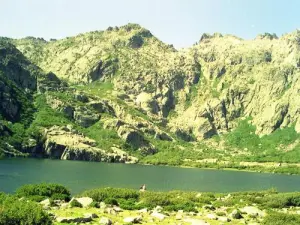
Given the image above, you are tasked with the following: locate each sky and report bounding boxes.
[1,0,300,48]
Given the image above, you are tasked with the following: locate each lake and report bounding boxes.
[1,158,300,194]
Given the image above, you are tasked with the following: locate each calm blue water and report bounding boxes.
[1,158,300,194]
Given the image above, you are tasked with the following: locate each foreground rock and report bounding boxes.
[99,217,112,225]
[123,216,142,223]
[240,206,266,217]
[56,216,92,223]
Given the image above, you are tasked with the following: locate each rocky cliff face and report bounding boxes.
[171,31,300,138]
[1,25,300,165]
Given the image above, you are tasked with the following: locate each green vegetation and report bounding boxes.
[80,187,215,212]
[262,213,300,225]
[4,183,300,225]
[184,84,199,108]
[225,118,300,163]
[74,81,114,98]
[0,194,52,225]
[2,23,300,177]
[70,199,82,208]
[16,183,71,202]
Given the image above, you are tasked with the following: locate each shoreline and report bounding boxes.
[3,155,300,176]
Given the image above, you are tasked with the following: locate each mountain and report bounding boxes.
[1,24,300,172]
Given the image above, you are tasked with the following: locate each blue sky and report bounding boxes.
[1,0,299,48]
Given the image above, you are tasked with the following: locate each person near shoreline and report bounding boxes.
[139,184,146,192]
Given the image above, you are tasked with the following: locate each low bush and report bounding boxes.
[80,187,139,202]
[89,201,100,208]
[16,183,71,202]
[104,198,119,206]
[262,193,300,208]
[262,212,300,225]
[0,195,52,225]
[70,199,82,208]
[80,188,213,212]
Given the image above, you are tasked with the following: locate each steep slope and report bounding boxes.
[0,40,38,156]
[4,25,300,172]
[171,31,300,138]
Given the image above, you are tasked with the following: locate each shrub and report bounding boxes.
[70,199,82,208]
[89,201,100,208]
[104,198,119,206]
[263,193,300,208]
[16,183,71,202]
[262,212,300,225]
[50,193,71,201]
[0,196,52,225]
[216,211,226,216]
[80,187,139,202]
[128,35,144,48]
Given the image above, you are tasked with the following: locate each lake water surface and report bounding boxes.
[1,158,300,194]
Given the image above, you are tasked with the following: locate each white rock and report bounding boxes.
[151,211,167,221]
[123,216,142,223]
[84,213,98,218]
[218,216,231,222]
[75,197,93,207]
[183,218,210,225]
[113,206,123,212]
[99,217,112,225]
[154,205,163,212]
[175,214,183,220]
[240,206,265,217]
[206,213,217,220]
[138,208,148,213]
[100,202,106,209]
[40,198,50,209]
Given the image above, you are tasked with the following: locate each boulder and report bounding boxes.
[230,209,243,219]
[183,218,210,225]
[154,206,163,212]
[138,208,148,214]
[56,215,92,223]
[84,213,98,218]
[99,217,112,225]
[240,206,265,218]
[151,212,167,221]
[40,198,51,208]
[203,205,216,211]
[175,213,183,220]
[218,216,231,222]
[74,197,93,207]
[100,202,107,209]
[123,216,142,223]
[206,213,217,220]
